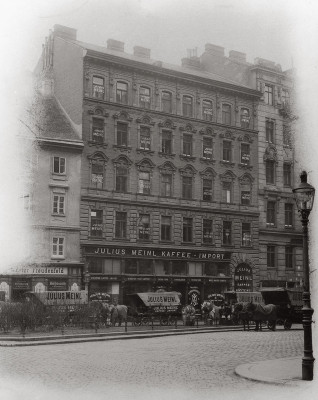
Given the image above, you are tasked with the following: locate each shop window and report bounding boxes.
[202,219,213,244]
[53,157,66,174]
[154,260,170,275]
[182,176,192,199]
[160,173,172,197]
[285,246,294,269]
[138,171,151,194]
[182,95,193,118]
[267,245,276,268]
[104,259,121,275]
[264,84,273,105]
[283,163,292,187]
[90,209,103,237]
[203,137,213,160]
[171,261,186,275]
[52,237,64,258]
[285,203,293,227]
[202,100,213,121]
[242,223,252,246]
[89,258,103,274]
[161,216,171,241]
[116,81,128,104]
[139,260,153,275]
[241,143,250,165]
[52,194,65,215]
[266,119,275,143]
[182,134,193,156]
[116,122,128,147]
[138,214,150,240]
[183,217,193,242]
[125,259,137,274]
[222,141,231,162]
[222,221,232,245]
[203,178,212,201]
[139,126,151,150]
[188,262,203,276]
[161,130,172,154]
[161,91,172,113]
[222,104,231,125]
[240,108,250,128]
[266,201,276,226]
[92,76,105,99]
[266,160,275,184]
[115,211,127,239]
[92,118,105,143]
[139,86,150,109]
[205,262,217,276]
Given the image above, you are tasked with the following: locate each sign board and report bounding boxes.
[234,263,253,292]
[48,279,68,291]
[31,291,88,306]
[12,278,32,290]
[4,265,68,275]
[137,292,180,307]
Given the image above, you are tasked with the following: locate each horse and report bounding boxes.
[182,304,196,326]
[209,304,221,326]
[245,302,277,331]
[232,302,252,331]
[104,303,128,326]
[201,300,213,325]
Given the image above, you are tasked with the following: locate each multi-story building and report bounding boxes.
[199,44,302,289]
[29,25,262,304]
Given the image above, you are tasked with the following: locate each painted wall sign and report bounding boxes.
[12,279,32,290]
[48,279,68,291]
[31,290,88,306]
[4,265,68,275]
[85,246,230,261]
[234,263,253,292]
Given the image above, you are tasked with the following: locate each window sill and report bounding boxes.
[159,240,174,244]
[113,145,132,151]
[158,152,176,159]
[88,140,108,148]
[220,160,235,167]
[137,148,155,155]
[51,213,66,217]
[51,256,65,260]
[52,174,66,181]
[88,236,104,240]
[179,155,196,162]
[181,242,194,246]
[200,157,216,164]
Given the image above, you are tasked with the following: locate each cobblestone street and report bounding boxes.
[0,329,315,400]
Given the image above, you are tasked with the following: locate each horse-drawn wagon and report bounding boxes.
[126,291,182,326]
[260,287,303,329]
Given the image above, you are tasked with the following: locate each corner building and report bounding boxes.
[36,25,261,304]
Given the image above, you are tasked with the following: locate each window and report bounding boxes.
[266,201,276,226]
[160,173,172,197]
[222,181,232,203]
[161,130,172,154]
[116,81,128,104]
[53,157,66,174]
[241,189,251,205]
[267,245,276,268]
[92,118,104,143]
[161,216,171,241]
[222,141,231,162]
[182,96,193,117]
[203,178,212,201]
[139,127,151,150]
[223,221,232,245]
[264,84,273,105]
[139,260,153,275]
[203,219,213,244]
[182,134,192,156]
[171,261,186,275]
[242,223,252,246]
[241,143,250,165]
[202,100,213,121]
[222,104,231,125]
[138,214,150,240]
[90,209,103,237]
[115,164,128,193]
[285,246,294,269]
[203,137,213,159]
[266,119,274,143]
[115,211,127,239]
[285,203,293,227]
[281,89,290,105]
[91,158,104,187]
[116,122,128,147]
[138,171,151,194]
[240,108,250,128]
[92,76,105,99]
[139,86,150,109]
[266,160,275,184]
[283,163,292,186]
[162,91,172,113]
[89,258,103,274]
[182,176,192,199]
[52,237,64,257]
[53,194,65,215]
[183,217,193,242]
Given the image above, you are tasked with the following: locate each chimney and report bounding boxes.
[107,39,125,52]
[229,50,246,63]
[133,46,151,59]
[254,57,281,71]
[53,25,77,40]
[181,57,201,69]
[204,43,225,57]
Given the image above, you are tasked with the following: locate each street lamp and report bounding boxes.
[293,170,315,381]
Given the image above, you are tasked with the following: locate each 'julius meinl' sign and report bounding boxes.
[85,245,231,261]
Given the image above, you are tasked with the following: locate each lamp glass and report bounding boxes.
[293,187,315,211]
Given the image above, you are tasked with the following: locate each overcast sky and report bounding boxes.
[0,0,318,271]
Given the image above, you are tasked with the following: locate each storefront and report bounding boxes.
[83,245,233,304]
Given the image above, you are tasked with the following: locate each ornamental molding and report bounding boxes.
[199,167,217,179]
[219,170,236,181]
[158,161,177,174]
[136,114,155,126]
[135,158,156,170]
[87,151,108,162]
[219,129,236,140]
[179,123,197,133]
[158,119,177,130]
[263,144,278,163]
[238,134,253,143]
[112,154,133,166]
[179,164,197,176]
[239,173,254,185]
[88,107,109,117]
[113,110,133,121]
[199,127,215,136]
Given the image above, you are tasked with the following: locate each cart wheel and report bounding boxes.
[284,319,292,330]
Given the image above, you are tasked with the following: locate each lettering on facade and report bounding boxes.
[234,263,253,292]
[5,266,67,275]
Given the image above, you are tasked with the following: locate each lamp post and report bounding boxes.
[293,170,315,381]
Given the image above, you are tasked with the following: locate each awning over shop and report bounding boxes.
[136,292,181,307]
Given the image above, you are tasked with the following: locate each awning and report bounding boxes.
[136,292,181,307]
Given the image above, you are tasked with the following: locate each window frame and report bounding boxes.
[92,117,105,144]
[267,245,276,268]
[264,84,273,105]
[138,214,151,241]
[266,119,275,143]
[116,81,128,104]
[139,126,151,151]
[283,163,292,187]
[116,122,128,147]
[161,91,172,113]
[202,136,213,160]
[266,160,275,185]
[240,143,250,165]
[161,216,172,241]
[240,108,250,128]
[182,95,193,118]
[222,140,232,162]
[222,104,231,125]
[52,237,65,258]
[284,203,294,228]
[115,211,127,239]
[139,86,151,109]
[90,209,103,237]
[52,194,65,215]
[160,173,172,197]
[92,76,105,99]
[182,133,193,156]
[202,219,213,244]
[115,164,129,193]
[182,176,193,200]
[161,130,173,154]
[202,99,213,121]
[285,246,294,269]
[182,217,193,243]
[222,181,232,203]
[222,220,232,246]
[242,222,252,247]
[266,201,276,226]
[138,171,151,195]
[202,178,213,202]
[53,157,66,175]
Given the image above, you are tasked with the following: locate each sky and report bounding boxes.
[0,0,318,271]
